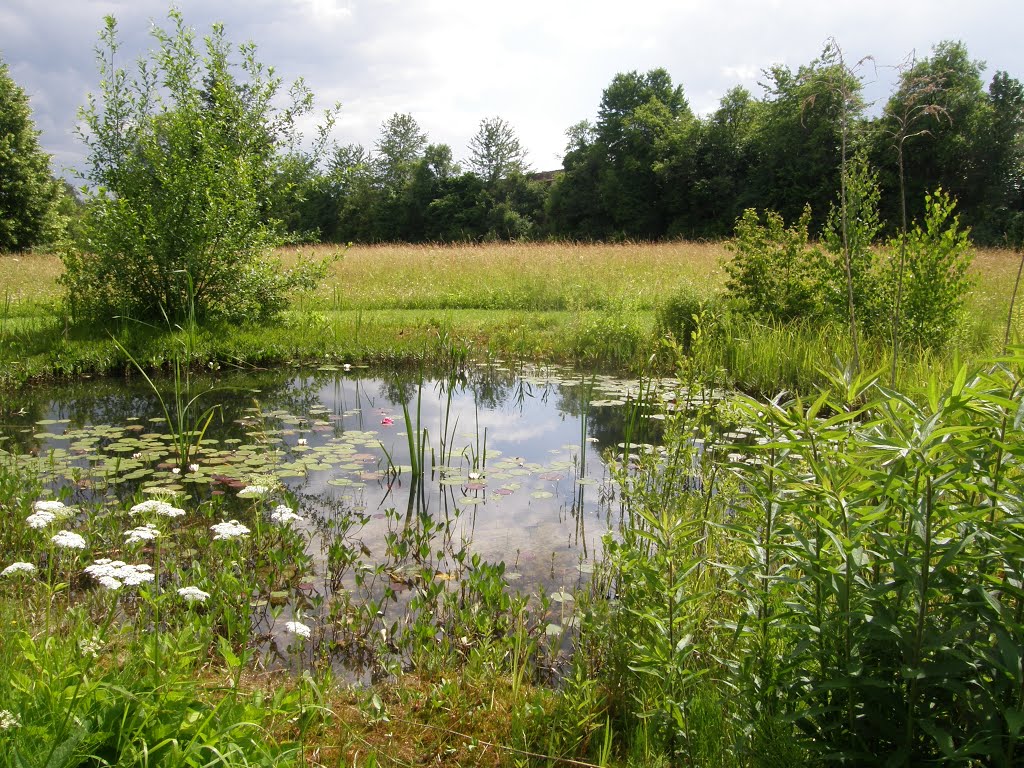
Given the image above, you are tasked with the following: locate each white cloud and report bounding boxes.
[4,0,1021,180]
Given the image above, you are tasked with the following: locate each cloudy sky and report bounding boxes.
[3,0,1021,179]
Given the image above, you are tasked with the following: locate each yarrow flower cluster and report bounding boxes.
[211,519,251,540]
[124,524,160,545]
[285,620,312,639]
[84,559,154,590]
[0,709,20,731]
[26,500,72,529]
[237,485,270,499]
[270,505,304,525]
[51,530,86,550]
[1,562,37,577]
[177,586,211,603]
[130,499,185,518]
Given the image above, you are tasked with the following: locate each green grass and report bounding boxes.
[2,241,1022,395]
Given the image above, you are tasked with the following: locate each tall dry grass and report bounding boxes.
[279,241,731,311]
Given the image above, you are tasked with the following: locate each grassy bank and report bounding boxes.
[2,241,1022,393]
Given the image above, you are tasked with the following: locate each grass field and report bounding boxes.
[1,241,1022,392]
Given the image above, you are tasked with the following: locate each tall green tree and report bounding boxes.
[0,56,64,251]
[549,69,692,239]
[744,56,862,228]
[63,11,330,324]
[876,41,1024,242]
[467,116,529,185]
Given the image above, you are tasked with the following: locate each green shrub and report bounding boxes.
[656,284,718,351]
[883,188,974,349]
[724,205,829,322]
[62,11,331,325]
[571,311,644,367]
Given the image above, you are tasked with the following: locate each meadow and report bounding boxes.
[3,240,1022,391]
[2,241,1024,766]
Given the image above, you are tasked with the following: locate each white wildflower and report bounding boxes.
[1,562,37,577]
[51,530,86,550]
[285,620,312,639]
[124,524,160,545]
[130,499,185,518]
[84,559,154,589]
[122,565,154,586]
[33,500,70,515]
[177,586,211,603]
[98,576,122,590]
[26,510,57,529]
[211,519,250,540]
[270,505,303,525]
[237,485,269,499]
[0,709,20,731]
[79,636,103,658]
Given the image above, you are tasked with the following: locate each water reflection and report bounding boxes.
[0,364,670,596]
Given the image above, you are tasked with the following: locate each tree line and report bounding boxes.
[279,39,1023,247]
[2,30,1022,257]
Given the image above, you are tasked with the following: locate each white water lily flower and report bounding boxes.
[177,586,211,603]
[130,499,185,518]
[171,467,181,475]
[296,438,308,446]
[270,505,303,525]
[51,530,86,550]
[237,485,270,499]
[188,463,200,473]
[124,524,160,545]
[0,709,20,731]
[285,620,312,639]
[1,562,36,577]
[211,519,250,540]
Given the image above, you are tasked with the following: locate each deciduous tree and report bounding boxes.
[63,11,331,324]
[0,57,64,251]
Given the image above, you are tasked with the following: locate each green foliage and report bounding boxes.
[656,284,718,352]
[883,188,974,348]
[62,11,330,324]
[467,116,529,185]
[0,57,64,251]
[571,310,644,367]
[822,151,885,330]
[724,206,828,321]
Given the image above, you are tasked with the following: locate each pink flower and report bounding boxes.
[381,416,394,426]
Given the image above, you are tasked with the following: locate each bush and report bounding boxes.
[656,284,713,351]
[883,188,974,349]
[724,205,829,322]
[62,11,331,325]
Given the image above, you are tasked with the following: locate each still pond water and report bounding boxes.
[1,364,674,594]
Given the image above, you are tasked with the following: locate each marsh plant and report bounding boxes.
[567,351,1024,766]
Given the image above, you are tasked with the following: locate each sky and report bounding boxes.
[2,0,1021,180]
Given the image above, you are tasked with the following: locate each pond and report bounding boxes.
[1,363,710,671]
